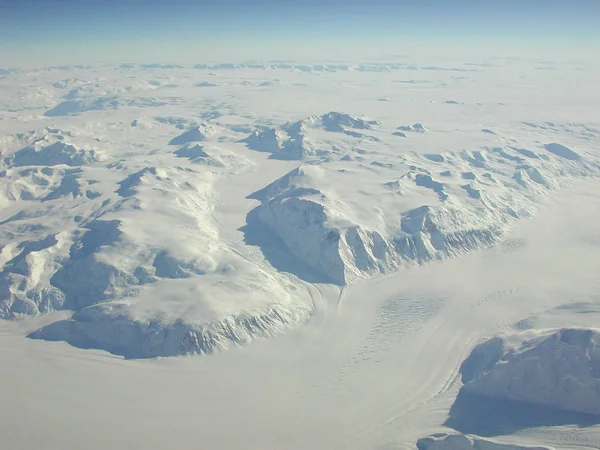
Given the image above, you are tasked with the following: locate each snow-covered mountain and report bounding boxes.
[246,141,594,285]
[5,137,101,167]
[2,58,600,450]
[0,97,597,357]
[0,121,310,357]
[240,111,381,160]
[168,123,217,145]
[459,328,600,415]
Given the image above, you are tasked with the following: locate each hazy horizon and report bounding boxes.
[2,0,600,67]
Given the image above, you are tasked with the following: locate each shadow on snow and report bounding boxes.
[445,391,600,437]
[239,208,341,286]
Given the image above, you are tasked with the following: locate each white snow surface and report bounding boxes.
[417,433,551,450]
[1,57,600,449]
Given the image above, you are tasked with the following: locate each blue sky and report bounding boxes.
[1,0,599,66]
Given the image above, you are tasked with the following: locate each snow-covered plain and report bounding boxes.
[1,58,600,449]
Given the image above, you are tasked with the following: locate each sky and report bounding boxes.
[1,0,599,67]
